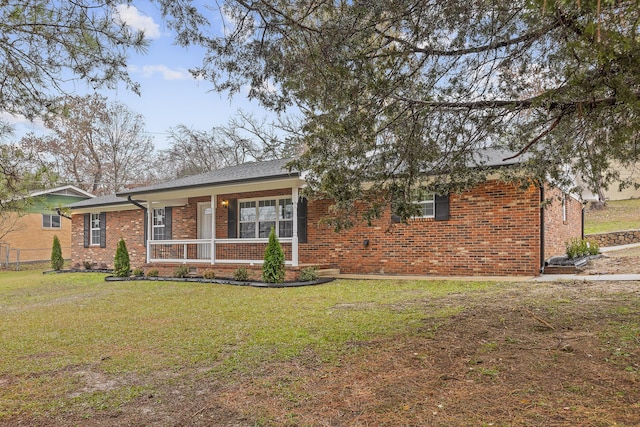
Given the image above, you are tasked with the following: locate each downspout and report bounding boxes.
[581,203,585,240]
[127,196,148,244]
[56,208,72,220]
[539,185,545,274]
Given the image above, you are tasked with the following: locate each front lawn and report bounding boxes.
[1,270,638,426]
[0,270,490,420]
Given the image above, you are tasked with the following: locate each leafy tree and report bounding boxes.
[0,0,147,211]
[157,0,640,226]
[114,238,131,278]
[51,235,64,271]
[21,94,156,195]
[0,0,146,122]
[262,227,285,283]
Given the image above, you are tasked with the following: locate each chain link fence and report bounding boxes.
[0,243,71,270]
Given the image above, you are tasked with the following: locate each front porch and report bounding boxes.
[137,177,309,270]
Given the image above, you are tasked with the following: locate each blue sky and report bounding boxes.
[10,1,269,150]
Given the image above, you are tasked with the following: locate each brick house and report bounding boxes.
[67,149,583,278]
[1,185,94,265]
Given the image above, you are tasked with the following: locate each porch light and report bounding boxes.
[221,200,229,208]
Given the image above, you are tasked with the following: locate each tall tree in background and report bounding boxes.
[157,0,640,225]
[158,111,300,179]
[22,95,156,195]
[0,0,147,207]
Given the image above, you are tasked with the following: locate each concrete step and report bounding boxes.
[317,268,340,277]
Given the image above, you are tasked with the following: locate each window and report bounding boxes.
[90,213,101,246]
[278,198,294,237]
[239,201,257,238]
[414,193,435,218]
[42,214,61,229]
[238,198,293,238]
[153,208,165,240]
[562,193,567,222]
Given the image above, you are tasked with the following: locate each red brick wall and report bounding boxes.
[299,181,544,276]
[71,209,147,269]
[71,180,582,277]
[543,186,584,259]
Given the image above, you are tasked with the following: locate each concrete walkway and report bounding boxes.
[532,273,640,282]
[335,273,640,282]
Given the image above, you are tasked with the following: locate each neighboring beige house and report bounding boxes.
[605,161,640,200]
[579,161,640,202]
[0,186,94,266]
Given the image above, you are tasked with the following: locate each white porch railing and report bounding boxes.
[148,238,294,265]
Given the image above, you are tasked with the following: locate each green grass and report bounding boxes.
[584,198,640,234]
[0,270,495,417]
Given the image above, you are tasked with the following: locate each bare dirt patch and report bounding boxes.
[582,245,640,275]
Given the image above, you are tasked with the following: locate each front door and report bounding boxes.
[197,202,212,259]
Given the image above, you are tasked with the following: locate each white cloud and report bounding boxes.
[0,112,46,129]
[130,64,191,80]
[116,4,161,39]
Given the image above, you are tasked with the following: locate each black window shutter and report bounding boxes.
[434,194,450,221]
[83,214,90,248]
[227,199,237,238]
[142,209,148,243]
[297,197,307,243]
[99,212,107,248]
[164,207,172,240]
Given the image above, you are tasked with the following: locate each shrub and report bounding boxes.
[113,238,131,277]
[147,269,159,277]
[132,267,144,277]
[202,269,216,280]
[299,267,319,282]
[174,265,189,278]
[233,267,249,281]
[84,261,93,270]
[51,235,64,271]
[262,227,285,283]
[565,238,600,259]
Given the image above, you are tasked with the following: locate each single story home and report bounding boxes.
[67,148,583,278]
[1,185,94,266]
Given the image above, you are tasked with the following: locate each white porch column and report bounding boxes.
[292,187,299,267]
[211,194,216,264]
[146,201,153,263]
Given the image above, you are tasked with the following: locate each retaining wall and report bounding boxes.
[585,230,640,247]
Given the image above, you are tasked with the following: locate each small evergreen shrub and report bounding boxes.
[565,238,600,259]
[84,261,93,270]
[132,267,144,277]
[298,267,319,282]
[51,235,64,271]
[233,267,249,281]
[262,227,285,283]
[147,269,159,277]
[113,238,131,277]
[174,265,189,278]
[203,269,216,280]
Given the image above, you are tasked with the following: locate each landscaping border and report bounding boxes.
[104,275,335,288]
[44,269,336,288]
